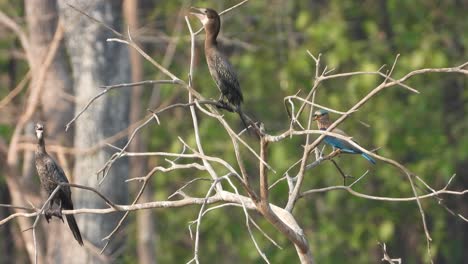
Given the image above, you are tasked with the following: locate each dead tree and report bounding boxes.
[1,2,467,264]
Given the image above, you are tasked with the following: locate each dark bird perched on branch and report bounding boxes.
[34,123,83,246]
[313,109,376,164]
[190,7,249,131]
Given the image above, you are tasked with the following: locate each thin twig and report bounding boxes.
[66,80,178,131]
[0,70,32,109]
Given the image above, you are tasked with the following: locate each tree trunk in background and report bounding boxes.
[23,0,73,186]
[123,0,157,263]
[25,1,75,261]
[26,0,74,142]
[439,11,467,261]
[56,0,130,263]
[441,77,468,264]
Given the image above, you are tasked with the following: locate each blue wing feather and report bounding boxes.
[322,129,375,164]
[361,152,376,164]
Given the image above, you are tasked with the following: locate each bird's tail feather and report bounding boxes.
[236,106,250,133]
[63,198,84,246]
[361,153,376,165]
[66,214,83,246]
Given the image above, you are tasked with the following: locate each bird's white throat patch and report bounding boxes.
[36,130,43,139]
[200,16,209,25]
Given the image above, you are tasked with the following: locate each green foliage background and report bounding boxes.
[1,0,467,263]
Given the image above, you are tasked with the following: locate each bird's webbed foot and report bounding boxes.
[44,208,64,222]
[51,208,64,222]
[215,99,232,111]
[44,210,52,223]
[44,202,54,222]
[217,100,228,108]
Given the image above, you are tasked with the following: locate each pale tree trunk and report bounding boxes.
[24,1,75,261]
[55,0,130,263]
[23,0,73,185]
[25,0,74,140]
[123,1,157,263]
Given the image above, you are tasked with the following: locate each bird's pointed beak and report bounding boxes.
[189,7,209,26]
[190,7,203,14]
[189,7,205,19]
[312,116,318,121]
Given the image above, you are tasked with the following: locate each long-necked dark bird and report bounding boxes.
[313,109,376,164]
[190,7,249,130]
[34,123,83,246]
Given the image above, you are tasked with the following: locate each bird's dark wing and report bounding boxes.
[209,49,243,105]
[45,156,83,244]
[43,156,72,198]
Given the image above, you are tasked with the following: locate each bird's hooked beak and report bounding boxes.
[189,7,208,25]
[312,115,319,121]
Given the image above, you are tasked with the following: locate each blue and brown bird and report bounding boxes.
[313,109,376,164]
